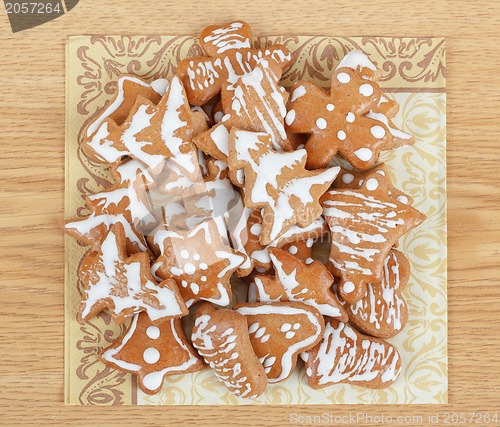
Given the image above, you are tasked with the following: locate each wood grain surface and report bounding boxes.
[0,1,499,425]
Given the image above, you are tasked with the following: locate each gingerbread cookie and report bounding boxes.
[82,76,207,171]
[337,50,414,149]
[191,302,267,399]
[78,223,187,324]
[336,50,382,81]
[176,20,292,106]
[303,319,401,389]
[65,159,156,254]
[234,302,324,383]
[101,313,205,395]
[152,219,244,307]
[253,247,347,320]
[85,160,158,234]
[65,211,149,255]
[192,58,292,189]
[281,239,314,263]
[195,158,241,229]
[347,249,410,338]
[194,57,291,160]
[286,66,392,170]
[334,163,414,206]
[232,208,327,276]
[84,75,168,144]
[229,129,339,244]
[244,237,318,294]
[321,184,425,304]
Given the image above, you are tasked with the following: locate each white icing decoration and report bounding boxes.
[146,326,160,339]
[86,76,156,137]
[342,173,354,184]
[365,178,379,191]
[285,109,296,126]
[233,59,288,147]
[366,110,412,140]
[350,251,405,332]
[142,320,201,391]
[202,21,251,54]
[184,262,196,275]
[354,148,373,162]
[150,78,170,96]
[396,195,408,204]
[280,323,292,332]
[191,315,256,398]
[65,213,148,252]
[250,223,262,236]
[232,130,339,242]
[359,83,374,97]
[337,50,377,73]
[256,253,342,318]
[291,85,306,102]
[102,317,200,392]
[337,72,351,84]
[346,112,355,123]
[337,130,346,140]
[316,118,327,129]
[322,189,417,281]
[343,281,355,294]
[250,217,326,266]
[143,347,161,364]
[370,125,386,139]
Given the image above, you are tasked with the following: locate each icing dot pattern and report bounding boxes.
[287,63,394,170]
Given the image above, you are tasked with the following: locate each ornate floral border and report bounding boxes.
[65,35,446,405]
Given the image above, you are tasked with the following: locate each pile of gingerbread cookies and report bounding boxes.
[66,21,426,398]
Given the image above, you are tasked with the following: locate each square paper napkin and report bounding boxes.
[65,35,446,405]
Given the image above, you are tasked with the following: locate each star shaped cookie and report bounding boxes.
[152,219,244,307]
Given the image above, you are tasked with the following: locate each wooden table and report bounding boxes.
[1,1,499,425]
